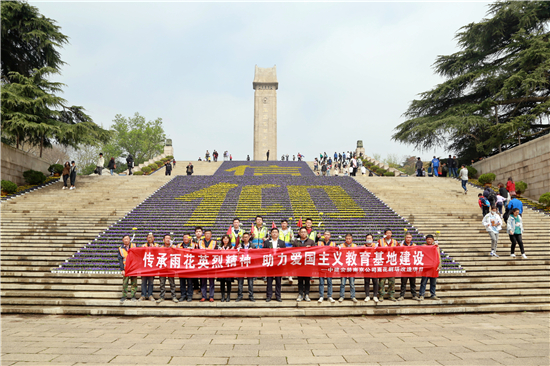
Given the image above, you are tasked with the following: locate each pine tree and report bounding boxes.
[393,1,550,161]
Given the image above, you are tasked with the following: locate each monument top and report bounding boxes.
[253,65,278,89]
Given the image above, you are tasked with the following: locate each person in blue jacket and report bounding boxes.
[507,194,523,215]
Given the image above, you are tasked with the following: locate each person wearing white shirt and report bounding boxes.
[482,206,502,257]
[459,165,469,194]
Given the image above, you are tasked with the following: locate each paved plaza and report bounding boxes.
[1,312,549,365]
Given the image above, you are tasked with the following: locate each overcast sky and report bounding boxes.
[33,1,490,163]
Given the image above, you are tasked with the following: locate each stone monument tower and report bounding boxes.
[253,65,278,161]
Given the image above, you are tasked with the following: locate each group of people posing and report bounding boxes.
[118,216,441,305]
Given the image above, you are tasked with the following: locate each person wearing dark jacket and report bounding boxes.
[62,162,70,189]
[69,161,77,190]
[293,227,315,302]
[126,154,134,175]
[264,228,286,302]
[186,162,194,176]
[165,161,172,176]
[107,157,116,175]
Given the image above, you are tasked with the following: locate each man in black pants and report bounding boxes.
[236,233,255,302]
[397,233,419,301]
[264,228,285,302]
[293,227,315,302]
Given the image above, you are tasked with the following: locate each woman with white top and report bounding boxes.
[507,208,527,259]
[482,205,502,257]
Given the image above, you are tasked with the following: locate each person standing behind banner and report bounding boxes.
[317,230,336,303]
[177,233,194,302]
[305,218,321,243]
[218,235,234,302]
[362,233,379,303]
[139,233,158,302]
[118,235,137,304]
[293,227,315,302]
[418,235,441,301]
[377,229,398,302]
[397,233,419,301]
[236,233,256,302]
[156,235,179,304]
[199,229,217,302]
[229,218,244,247]
[190,227,204,294]
[280,219,295,283]
[250,215,268,248]
[339,234,358,303]
[264,228,285,302]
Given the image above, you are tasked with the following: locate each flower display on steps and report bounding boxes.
[214,161,314,176]
[54,174,464,274]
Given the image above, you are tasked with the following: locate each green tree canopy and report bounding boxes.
[102,113,166,166]
[393,1,550,162]
[1,1,110,156]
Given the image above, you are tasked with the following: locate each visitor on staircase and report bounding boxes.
[186,162,194,176]
[118,235,137,304]
[107,157,116,175]
[415,158,423,177]
[483,206,502,258]
[62,162,70,189]
[165,160,172,176]
[96,152,104,175]
[507,208,527,259]
[126,154,134,175]
[69,161,77,190]
[459,164,469,194]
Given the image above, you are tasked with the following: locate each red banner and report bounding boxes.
[124,246,439,278]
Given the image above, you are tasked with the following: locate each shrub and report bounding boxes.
[48,164,64,175]
[384,171,395,177]
[376,168,386,175]
[161,158,169,162]
[133,171,144,176]
[141,166,151,174]
[478,173,496,185]
[539,192,550,206]
[165,155,173,160]
[1,180,18,194]
[23,170,47,185]
[515,181,528,195]
[155,161,163,166]
[148,163,158,171]
[466,166,478,179]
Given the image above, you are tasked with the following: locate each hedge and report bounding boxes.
[1,180,18,194]
[478,173,496,185]
[148,164,158,171]
[133,171,144,176]
[384,171,395,177]
[155,161,163,166]
[515,181,528,195]
[48,164,64,175]
[23,170,47,185]
[539,192,550,206]
[165,155,174,160]
[466,166,478,179]
[141,166,152,174]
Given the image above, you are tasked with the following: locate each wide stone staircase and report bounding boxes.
[1,163,548,316]
[355,176,550,313]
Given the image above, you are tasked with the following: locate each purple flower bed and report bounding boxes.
[56,175,463,273]
[214,161,314,176]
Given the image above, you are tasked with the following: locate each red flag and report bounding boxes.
[251,222,255,237]
[272,221,276,229]
[226,225,232,236]
[297,217,302,229]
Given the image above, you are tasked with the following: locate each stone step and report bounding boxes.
[1,301,549,317]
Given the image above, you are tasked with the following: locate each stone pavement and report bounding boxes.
[1,313,549,366]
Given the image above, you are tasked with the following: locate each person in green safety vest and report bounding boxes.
[251,215,268,248]
[280,219,294,248]
[229,218,245,247]
[305,218,321,243]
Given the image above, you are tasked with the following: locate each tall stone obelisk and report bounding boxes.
[253,65,277,161]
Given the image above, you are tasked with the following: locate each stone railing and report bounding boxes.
[122,145,174,175]
[362,155,401,176]
[1,143,51,185]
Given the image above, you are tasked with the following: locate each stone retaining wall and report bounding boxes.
[473,134,550,201]
[1,143,50,185]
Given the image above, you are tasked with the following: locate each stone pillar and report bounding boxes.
[355,140,365,158]
[164,139,173,156]
[253,65,278,161]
